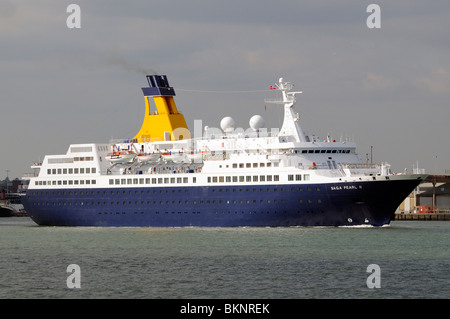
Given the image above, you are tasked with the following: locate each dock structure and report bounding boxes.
[396,174,450,221]
[394,211,450,221]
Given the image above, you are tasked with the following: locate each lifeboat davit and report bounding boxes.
[136,152,161,163]
[106,150,136,163]
[161,151,187,163]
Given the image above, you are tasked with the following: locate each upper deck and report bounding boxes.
[26,76,393,190]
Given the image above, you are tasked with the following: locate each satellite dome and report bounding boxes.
[220,117,235,132]
[249,115,264,131]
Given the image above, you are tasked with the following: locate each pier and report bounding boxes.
[394,211,450,221]
[397,174,450,221]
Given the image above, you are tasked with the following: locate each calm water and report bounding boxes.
[0,217,449,299]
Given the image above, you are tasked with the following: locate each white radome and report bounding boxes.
[220,116,235,133]
[249,115,264,131]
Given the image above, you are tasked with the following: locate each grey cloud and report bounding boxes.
[1,0,450,178]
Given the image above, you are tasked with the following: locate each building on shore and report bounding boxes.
[398,174,450,214]
[0,177,24,194]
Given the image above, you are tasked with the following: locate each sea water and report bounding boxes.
[0,217,449,299]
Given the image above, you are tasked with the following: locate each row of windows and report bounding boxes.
[97,211,201,215]
[48,156,94,164]
[30,189,189,196]
[109,177,196,185]
[35,180,97,186]
[30,185,321,197]
[229,162,278,169]
[39,173,311,187]
[107,174,309,185]
[96,210,324,216]
[35,176,199,187]
[31,198,323,207]
[301,149,351,154]
[208,175,280,183]
[71,146,94,153]
[208,174,310,183]
[47,167,97,175]
[288,174,305,181]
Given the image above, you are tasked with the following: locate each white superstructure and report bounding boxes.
[28,77,393,191]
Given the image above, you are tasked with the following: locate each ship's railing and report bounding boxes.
[313,166,346,177]
[202,151,230,161]
[31,162,42,167]
[22,172,39,178]
[342,163,378,169]
[264,98,289,104]
[341,162,388,176]
[110,137,158,144]
[110,132,281,146]
[213,131,280,139]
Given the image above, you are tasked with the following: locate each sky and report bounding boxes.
[1,0,449,179]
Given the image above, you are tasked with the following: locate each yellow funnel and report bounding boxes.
[134,75,191,143]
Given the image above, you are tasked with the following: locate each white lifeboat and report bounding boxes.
[106,150,136,163]
[161,151,187,163]
[136,152,161,163]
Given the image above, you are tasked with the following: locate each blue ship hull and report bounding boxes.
[22,178,422,227]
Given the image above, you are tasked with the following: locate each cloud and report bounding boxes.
[0,0,15,18]
[246,51,261,65]
[1,0,450,178]
[417,68,450,94]
[363,73,396,90]
[0,1,19,33]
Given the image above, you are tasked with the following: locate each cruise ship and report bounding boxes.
[22,75,426,227]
